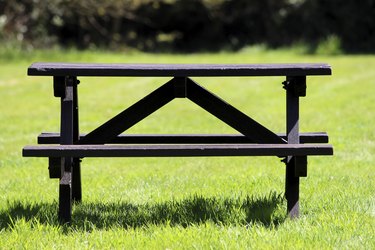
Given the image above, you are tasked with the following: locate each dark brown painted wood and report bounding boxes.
[53,76,65,98]
[48,157,61,178]
[38,132,329,144]
[186,78,286,144]
[28,63,332,77]
[58,77,75,222]
[285,76,305,219]
[24,62,333,223]
[59,77,74,177]
[23,144,333,158]
[58,168,72,223]
[79,77,287,144]
[72,78,82,202]
[60,78,74,146]
[79,78,176,144]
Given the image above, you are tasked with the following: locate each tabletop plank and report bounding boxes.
[28,63,331,77]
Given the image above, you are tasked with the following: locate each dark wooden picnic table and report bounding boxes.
[23,63,333,223]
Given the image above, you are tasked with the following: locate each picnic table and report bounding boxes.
[23,63,333,223]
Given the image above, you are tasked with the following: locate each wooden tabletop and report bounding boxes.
[28,63,332,77]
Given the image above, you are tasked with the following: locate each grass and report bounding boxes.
[0,47,374,249]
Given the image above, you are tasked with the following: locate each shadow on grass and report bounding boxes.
[0,191,285,231]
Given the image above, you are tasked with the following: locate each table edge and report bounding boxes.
[28,63,332,77]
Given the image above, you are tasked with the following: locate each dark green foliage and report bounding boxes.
[0,0,374,52]
[287,0,375,53]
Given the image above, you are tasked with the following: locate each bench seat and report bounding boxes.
[23,144,333,158]
[37,132,329,144]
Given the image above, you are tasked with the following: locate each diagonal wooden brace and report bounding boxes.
[79,78,177,144]
[186,78,286,144]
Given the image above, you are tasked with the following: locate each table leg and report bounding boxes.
[284,76,306,218]
[285,157,300,218]
[59,169,72,223]
[72,158,82,202]
[72,78,82,202]
[58,76,75,223]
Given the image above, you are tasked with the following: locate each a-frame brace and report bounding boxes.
[79,77,286,145]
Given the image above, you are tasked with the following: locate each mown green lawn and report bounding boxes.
[0,48,374,249]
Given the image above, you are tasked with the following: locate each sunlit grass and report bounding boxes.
[0,48,374,249]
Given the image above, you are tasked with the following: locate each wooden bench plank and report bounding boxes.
[37,132,329,144]
[28,63,332,77]
[23,144,333,158]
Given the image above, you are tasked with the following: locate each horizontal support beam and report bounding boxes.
[37,132,329,144]
[23,144,333,158]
